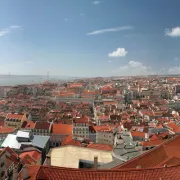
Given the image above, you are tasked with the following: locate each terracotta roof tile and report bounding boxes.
[0,126,15,134]
[52,124,72,134]
[113,136,180,170]
[73,118,89,124]
[141,139,164,147]
[36,165,180,180]
[6,113,24,120]
[87,143,113,151]
[61,135,82,147]
[20,154,37,165]
[131,131,145,138]
[20,150,41,162]
[18,165,40,180]
[156,157,180,167]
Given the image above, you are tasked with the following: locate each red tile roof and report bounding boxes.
[165,122,180,133]
[20,150,41,162]
[73,118,89,124]
[156,157,180,167]
[61,135,82,147]
[141,139,165,147]
[20,154,37,165]
[91,126,113,133]
[6,113,25,120]
[52,124,72,135]
[86,143,113,151]
[0,126,15,134]
[35,165,180,180]
[69,83,83,88]
[113,136,180,170]
[18,165,40,180]
[131,131,145,138]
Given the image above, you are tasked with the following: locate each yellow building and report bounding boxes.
[4,113,27,128]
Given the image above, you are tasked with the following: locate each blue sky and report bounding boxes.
[0,0,180,77]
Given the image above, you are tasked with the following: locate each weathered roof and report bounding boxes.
[87,143,113,151]
[36,165,180,180]
[34,122,51,130]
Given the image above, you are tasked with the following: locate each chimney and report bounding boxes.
[22,165,29,180]
[94,156,98,169]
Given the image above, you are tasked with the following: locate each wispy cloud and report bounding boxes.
[109,48,128,57]
[10,25,22,29]
[87,26,133,35]
[113,61,154,76]
[92,1,101,5]
[24,61,33,64]
[165,27,180,37]
[0,25,22,37]
[79,13,85,16]
[0,29,10,37]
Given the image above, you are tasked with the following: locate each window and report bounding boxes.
[0,162,4,167]
[1,171,5,177]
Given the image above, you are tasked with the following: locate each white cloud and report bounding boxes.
[168,66,180,74]
[0,25,22,37]
[108,60,112,63]
[0,29,10,37]
[10,25,21,29]
[165,27,180,37]
[92,1,101,5]
[87,26,133,35]
[108,48,127,57]
[113,61,154,76]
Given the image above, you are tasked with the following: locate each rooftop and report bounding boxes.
[1,131,50,149]
[0,126,15,134]
[87,143,113,151]
[35,165,180,180]
[113,136,180,170]
[20,150,41,162]
[6,113,25,120]
[47,145,113,168]
[52,124,72,135]
[34,122,51,130]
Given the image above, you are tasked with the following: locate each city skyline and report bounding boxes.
[0,0,180,77]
